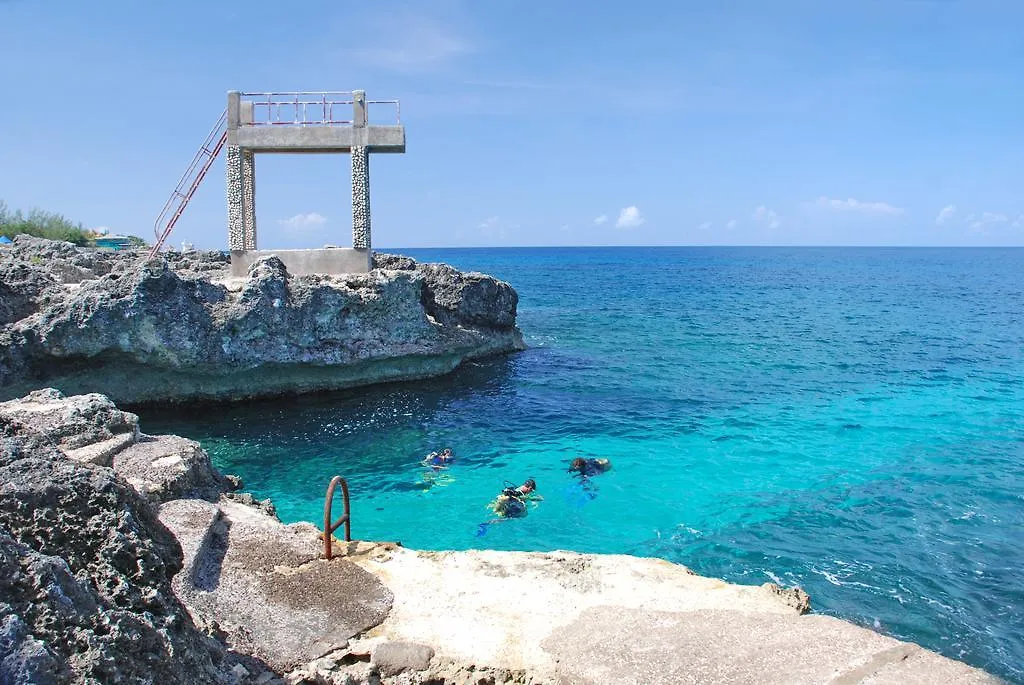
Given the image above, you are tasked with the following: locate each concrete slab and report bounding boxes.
[64,431,136,466]
[231,124,405,153]
[543,607,998,685]
[346,547,998,684]
[162,500,392,673]
[230,248,371,277]
[159,498,222,584]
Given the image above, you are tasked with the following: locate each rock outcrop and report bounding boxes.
[0,399,239,684]
[0,238,524,404]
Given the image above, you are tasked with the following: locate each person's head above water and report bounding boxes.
[521,478,537,493]
[569,458,586,473]
[441,448,452,457]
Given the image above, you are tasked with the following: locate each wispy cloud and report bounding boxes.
[479,216,499,230]
[752,205,781,229]
[697,221,712,231]
[1013,214,1023,230]
[726,219,737,230]
[616,206,645,229]
[346,15,470,72]
[936,205,956,225]
[813,197,905,216]
[277,213,327,231]
[594,214,608,226]
[969,212,1008,232]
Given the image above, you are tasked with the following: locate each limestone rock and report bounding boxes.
[0,413,231,684]
[762,581,812,614]
[0,387,138,455]
[113,434,234,502]
[371,641,435,676]
[0,245,524,404]
[0,256,60,325]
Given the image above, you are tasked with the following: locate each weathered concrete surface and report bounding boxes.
[230,247,371,277]
[544,607,997,685]
[159,499,393,673]
[0,243,525,404]
[343,546,1000,684]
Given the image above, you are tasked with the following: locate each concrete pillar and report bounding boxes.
[352,146,370,249]
[226,145,244,250]
[242,150,256,249]
[227,146,257,250]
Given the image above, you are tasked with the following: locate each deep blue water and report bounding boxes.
[145,247,1024,682]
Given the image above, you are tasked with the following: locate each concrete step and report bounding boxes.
[160,498,393,674]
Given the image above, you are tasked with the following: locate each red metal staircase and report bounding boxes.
[148,110,227,258]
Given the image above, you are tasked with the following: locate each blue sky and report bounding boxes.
[1,1,1022,248]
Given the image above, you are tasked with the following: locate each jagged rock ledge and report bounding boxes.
[0,237,525,405]
[0,390,1001,684]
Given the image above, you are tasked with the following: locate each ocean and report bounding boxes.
[144,246,1024,682]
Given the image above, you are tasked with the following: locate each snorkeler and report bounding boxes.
[422,448,453,468]
[490,478,539,519]
[569,457,612,478]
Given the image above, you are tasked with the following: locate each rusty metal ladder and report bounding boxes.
[322,476,351,559]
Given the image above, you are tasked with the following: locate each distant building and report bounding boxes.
[94,235,134,251]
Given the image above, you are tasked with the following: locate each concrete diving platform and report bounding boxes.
[226,90,404,274]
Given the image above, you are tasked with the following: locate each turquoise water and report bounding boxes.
[145,247,1024,682]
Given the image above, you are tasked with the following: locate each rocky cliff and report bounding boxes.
[0,237,524,405]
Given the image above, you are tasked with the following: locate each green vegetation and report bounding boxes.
[0,200,93,246]
[0,200,147,248]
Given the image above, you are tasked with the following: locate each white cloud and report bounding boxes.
[277,213,327,230]
[726,219,737,230]
[935,205,956,225]
[1013,214,1023,229]
[814,196,905,216]
[752,205,782,229]
[478,216,499,230]
[697,221,712,231]
[969,212,1008,232]
[964,213,976,222]
[347,15,469,72]
[594,214,608,225]
[615,206,645,229]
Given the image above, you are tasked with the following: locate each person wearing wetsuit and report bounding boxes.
[569,457,611,478]
[423,448,453,468]
[491,478,538,518]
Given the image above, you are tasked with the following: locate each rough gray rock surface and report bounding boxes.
[0,242,524,404]
[0,257,61,325]
[0,388,138,452]
[113,434,234,503]
[0,413,233,684]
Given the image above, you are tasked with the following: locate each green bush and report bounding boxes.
[0,200,147,248]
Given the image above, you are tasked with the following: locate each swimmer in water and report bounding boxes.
[568,457,612,478]
[490,478,540,519]
[422,448,453,469]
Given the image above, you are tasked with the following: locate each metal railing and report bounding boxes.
[238,92,401,126]
[322,476,351,559]
[241,91,355,126]
[368,99,401,124]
